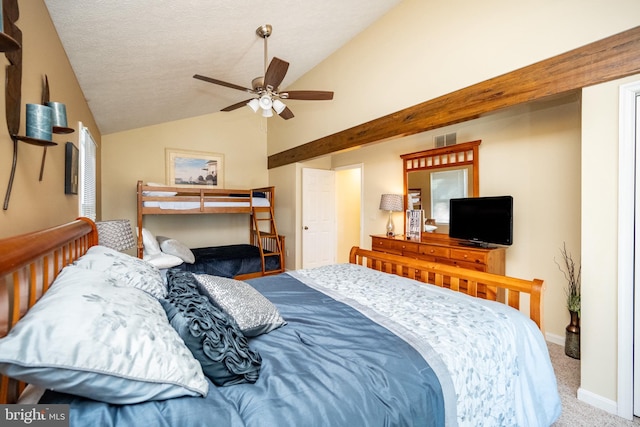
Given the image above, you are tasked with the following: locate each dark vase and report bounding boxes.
[565,310,580,359]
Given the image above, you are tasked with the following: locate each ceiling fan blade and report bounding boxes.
[279,107,294,120]
[281,90,334,101]
[221,98,254,112]
[264,57,289,89]
[193,74,254,93]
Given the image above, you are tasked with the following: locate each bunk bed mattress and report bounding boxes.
[143,197,270,210]
[177,244,281,277]
[38,264,560,427]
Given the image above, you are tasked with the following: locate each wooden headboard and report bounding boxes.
[349,247,544,331]
[0,217,98,404]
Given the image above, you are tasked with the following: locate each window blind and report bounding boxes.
[79,125,97,221]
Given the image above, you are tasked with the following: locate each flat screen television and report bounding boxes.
[449,196,513,247]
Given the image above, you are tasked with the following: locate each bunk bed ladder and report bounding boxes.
[251,205,284,275]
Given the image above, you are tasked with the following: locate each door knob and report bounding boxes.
[304,226,309,230]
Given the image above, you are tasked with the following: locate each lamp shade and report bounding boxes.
[247,98,260,113]
[379,194,404,212]
[273,99,286,114]
[259,95,273,110]
[95,219,136,252]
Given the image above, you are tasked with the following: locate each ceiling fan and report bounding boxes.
[194,24,334,120]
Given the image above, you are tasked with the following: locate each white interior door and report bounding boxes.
[618,80,640,420]
[634,92,640,417]
[302,168,336,268]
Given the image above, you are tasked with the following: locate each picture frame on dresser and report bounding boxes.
[405,209,424,240]
[165,148,224,189]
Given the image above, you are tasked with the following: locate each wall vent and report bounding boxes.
[434,132,457,148]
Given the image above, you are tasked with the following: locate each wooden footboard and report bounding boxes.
[0,218,98,404]
[349,247,544,331]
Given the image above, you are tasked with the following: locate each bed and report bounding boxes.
[137,180,285,278]
[0,218,561,426]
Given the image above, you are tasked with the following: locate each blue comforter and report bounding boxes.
[40,272,445,427]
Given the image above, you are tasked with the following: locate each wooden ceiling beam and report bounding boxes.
[268,26,640,169]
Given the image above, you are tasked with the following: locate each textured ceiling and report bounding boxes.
[43,0,403,135]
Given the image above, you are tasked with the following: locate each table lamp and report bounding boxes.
[379,194,404,237]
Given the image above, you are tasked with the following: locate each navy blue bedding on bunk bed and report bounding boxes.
[40,272,445,427]
[177,244,281,278]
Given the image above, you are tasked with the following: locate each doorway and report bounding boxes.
[301,165,362,268]
[618,80,640,419]
[335,165,362,263]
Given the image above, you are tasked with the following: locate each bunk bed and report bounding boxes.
[137,180,285,279]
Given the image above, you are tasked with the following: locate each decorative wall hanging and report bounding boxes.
[64,142,78,195]
[3,0,23,210]
[38,75,73,181]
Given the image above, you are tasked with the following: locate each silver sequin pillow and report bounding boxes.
[194,274,286,337]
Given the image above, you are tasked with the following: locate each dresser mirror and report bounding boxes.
[401,140,481,237]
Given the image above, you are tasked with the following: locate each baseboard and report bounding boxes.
[577,387,618,415]
[545,332,564,346]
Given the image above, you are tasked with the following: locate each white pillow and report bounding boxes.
[145,252,184,269]
[0,265,208,404]
[139,227,161,255]
[157,236,195,264]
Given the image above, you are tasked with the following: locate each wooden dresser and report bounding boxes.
[371,234,506,275]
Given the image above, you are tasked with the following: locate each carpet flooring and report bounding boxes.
[548,342,639,426]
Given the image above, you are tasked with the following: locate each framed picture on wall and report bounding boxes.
[64,142,79,195]
[165,148,224,188]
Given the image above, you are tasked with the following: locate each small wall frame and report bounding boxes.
[64,142,78,195]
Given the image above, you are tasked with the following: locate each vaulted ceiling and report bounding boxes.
[44,0,403,135]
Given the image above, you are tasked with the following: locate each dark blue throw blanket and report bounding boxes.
[41,273,444,427]
[178,244,281,278]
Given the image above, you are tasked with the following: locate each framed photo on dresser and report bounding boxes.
[406,209,424,240]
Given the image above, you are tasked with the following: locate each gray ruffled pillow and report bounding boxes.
[194,274,286,337]
[163,270,262,386]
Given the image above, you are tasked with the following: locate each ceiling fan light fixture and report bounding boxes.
[262,108,273,118]
[259,95,273,110]
[272,99,286,115]
[247,98,260,113]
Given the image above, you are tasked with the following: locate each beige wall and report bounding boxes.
[581,73,640,409]
[266,0,640,412]
[101,110,268,248]
[7,0,638,414]
[0,0,100,238]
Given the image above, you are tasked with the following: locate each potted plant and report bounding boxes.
[555,242,581,359]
